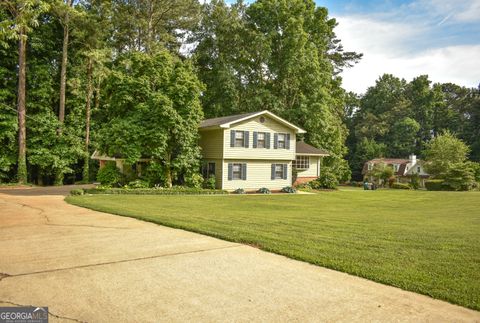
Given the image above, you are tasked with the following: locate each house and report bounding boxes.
[362,154,429,186]
[92,110,329,190]
[199,110,329,190]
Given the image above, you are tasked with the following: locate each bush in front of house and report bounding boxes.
[84,186,228,195]
[425,179,446,191]
[233,188,246,194]
[281,186,296,193]
[97,162,124,186]
[310,172,338,190]
[70,188,84,195]
[184,173,204,189]
[409,174,420,190]
[203,175,216,190]
[257,187,271,194]
[391,183,411,190]
[125,179,150,189]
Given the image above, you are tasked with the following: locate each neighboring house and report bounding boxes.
[199,110,329,190]
[362,154,430,186]
[93,110,329,190]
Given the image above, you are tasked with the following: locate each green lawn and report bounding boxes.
[66,190,480,310]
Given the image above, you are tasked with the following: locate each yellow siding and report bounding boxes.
[296,156,320,178]
[223,116,296,160]
[199,129,223,159]
[222,160,292,190]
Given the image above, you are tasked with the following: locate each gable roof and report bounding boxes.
[296,141,330,156]
[199,110,306,133]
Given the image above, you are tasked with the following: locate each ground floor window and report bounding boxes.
[271,163,287,180]
[202,162,216,178]
[228,163,247,180]
[293,155,309,169]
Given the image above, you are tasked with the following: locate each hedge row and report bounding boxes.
[391,183,411,189]
[73,187,229,195]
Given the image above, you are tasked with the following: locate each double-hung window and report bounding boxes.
[277,133,286,149]
[235,131,245,147]
[257,132,266,148]
[275,164,284,179]
[271,163,287,180]
[232,163,243,180]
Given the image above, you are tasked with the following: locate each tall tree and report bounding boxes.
[194,0,361,181]
[98,51,204,187]
[53,0,74,126]
[0,0,49,183]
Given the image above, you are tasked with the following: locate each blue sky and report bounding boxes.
[322,0,480,93]
[224,0,480,93]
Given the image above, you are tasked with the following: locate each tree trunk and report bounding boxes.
[58,10,70,125]
[17,29,27,184]
[83,57,93,182]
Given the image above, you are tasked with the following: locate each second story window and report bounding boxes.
[257,132,265,148]
[393,164,399,172]
[235,131,245,147]
[277,133,286,149]
[230,130,249,148]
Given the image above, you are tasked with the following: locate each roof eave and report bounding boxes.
[295,153,330,156]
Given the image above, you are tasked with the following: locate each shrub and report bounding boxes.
[257,187,271,194]
[443,163,476,191]
[84,186,228,195]
[125,179,150,189]
[425,179,445,191]
[203,175,216,190]
[233,188,246,194]
[310,173,338,190]
[184,173,204,189]
[391,183,410,190]
[97,162,124,186]
[70,188,84,195]
[281,186,296,193]
[409,174,420,190]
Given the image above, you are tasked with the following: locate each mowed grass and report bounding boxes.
[66,190,480,310]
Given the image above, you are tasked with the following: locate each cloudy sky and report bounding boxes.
[318,0,480,93]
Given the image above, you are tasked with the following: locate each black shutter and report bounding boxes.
[286,134,290,149]
[228,163,233,180]
[253,132,258,148]
[274,133,278,149]
[244,131,249,148]
[230,130,235,147]
[271,164,276,180]
[266,133,271,149]
[283,164,288,180]
[242,163,247,180]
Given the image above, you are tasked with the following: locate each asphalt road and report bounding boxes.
[0,186,478,322]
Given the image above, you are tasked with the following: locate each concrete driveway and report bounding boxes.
[0,186,478,322]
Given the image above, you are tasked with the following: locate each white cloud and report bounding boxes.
[335,15,480,93]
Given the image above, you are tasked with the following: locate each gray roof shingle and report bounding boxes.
[199,111,261,128]
[295,141,330,155]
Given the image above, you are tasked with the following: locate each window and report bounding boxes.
[271,163,287,180]
[393,164,399,172]
[257,132,266,148]
[368,163,373,171]
[275,164,284,179]
[417,166,421,173]
[293,156,309,169]
[233,163,242,180]
[235,131,245,147]
[202,162,216,178]
[277,133,286,149]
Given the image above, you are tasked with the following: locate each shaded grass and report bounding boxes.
[66,190,480,310]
